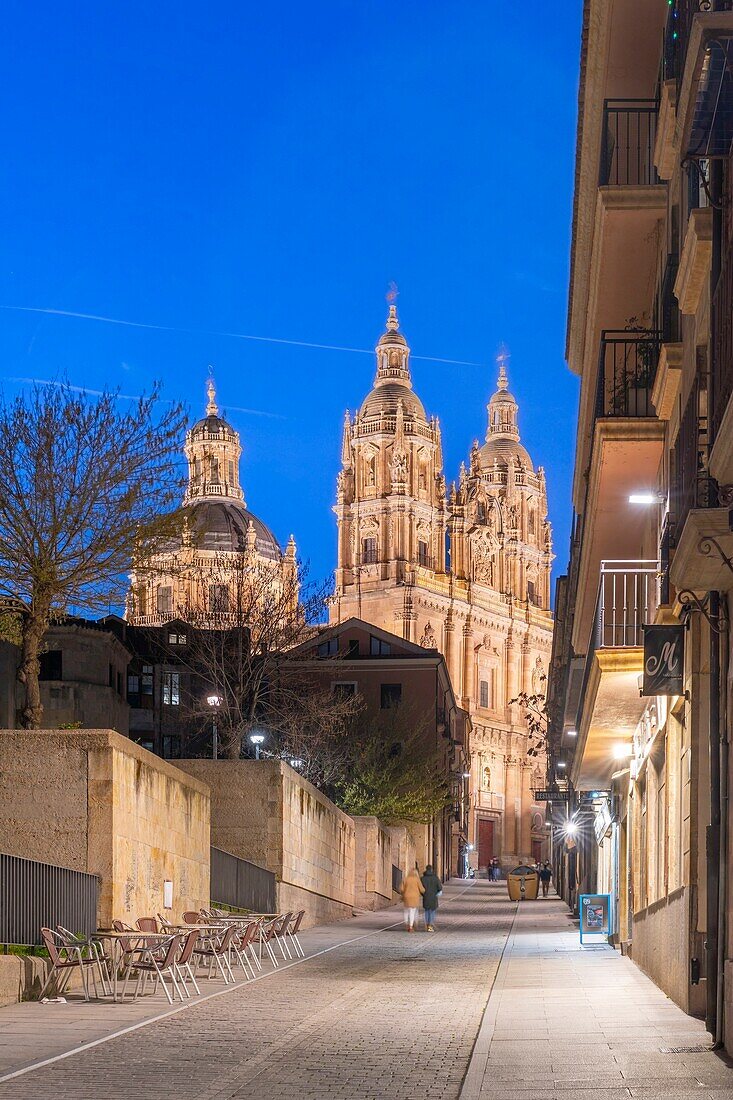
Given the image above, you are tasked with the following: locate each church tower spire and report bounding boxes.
[332,300,447,626]
[487,349,520,442]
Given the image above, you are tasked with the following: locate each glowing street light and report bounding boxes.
[207,694,221,760]
[249,731,266,760]
[629,492,666,505]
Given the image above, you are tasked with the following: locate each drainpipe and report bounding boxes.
[716,597,729,1047]
[707,591,721,1038]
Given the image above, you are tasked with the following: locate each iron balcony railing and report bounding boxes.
[671,2,733,89]
[712,234,733,442]
[671,373,716,534]
[210,847,276,914]
[599,100,659,186]
[595,331,662,419]
[653,254,681,344]
[576,561,659,734]
[0,852,99,947]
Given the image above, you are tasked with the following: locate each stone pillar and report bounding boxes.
[462,618,475,709]
[505,632,519,720]
[520,763,533,860]
[443,611,454,676]
[520,639,530,695]
[504,756,519,858]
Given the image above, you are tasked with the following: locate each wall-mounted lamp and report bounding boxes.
[612,743,633,760]
[629,492,666,505]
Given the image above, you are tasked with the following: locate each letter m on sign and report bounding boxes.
[642,624,685,696]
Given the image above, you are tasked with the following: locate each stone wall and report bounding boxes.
[0,730,210,928]
[177,759,356,927]
[632,885,705,1016]
[353,817,393,909]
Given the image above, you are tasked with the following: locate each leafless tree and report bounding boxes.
[511,678,549,760]
[0,382,187,727]
[172,550,361,763]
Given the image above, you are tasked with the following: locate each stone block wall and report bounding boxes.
[0,730,210,928]
[632,885,705,1017]
[177,759,357,928]
[353,817,393,910]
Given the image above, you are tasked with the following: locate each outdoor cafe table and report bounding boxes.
[94,931,176,1002]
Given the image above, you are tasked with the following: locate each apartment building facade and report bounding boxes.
[548,0,733,1049]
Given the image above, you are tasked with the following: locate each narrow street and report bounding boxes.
[0,881,729,1099]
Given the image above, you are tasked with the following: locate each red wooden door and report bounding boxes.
[478,818,494,869]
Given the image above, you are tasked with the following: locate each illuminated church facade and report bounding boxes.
[330,305,554,870]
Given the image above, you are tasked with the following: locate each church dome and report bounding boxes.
[360,382,426,419]
[184,499,281,559]
[480,435,534,471]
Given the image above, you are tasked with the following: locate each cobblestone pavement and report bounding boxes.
[2,882,731,1100]
[0,880,514,1099]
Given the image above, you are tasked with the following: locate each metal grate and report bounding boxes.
[659,1044,713,1054]
[210,847,276,914]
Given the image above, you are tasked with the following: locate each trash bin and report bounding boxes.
[507,865,540,901]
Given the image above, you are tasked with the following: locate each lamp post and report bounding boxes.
[249,732,265,760]
[207,694,221,760]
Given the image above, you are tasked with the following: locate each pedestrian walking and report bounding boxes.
[400,867,424,931]
[421,864,442,932]
[539,861,552,898]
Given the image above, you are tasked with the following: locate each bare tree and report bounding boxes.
[172,550,355,761]
[511,678,549,760]
[0,382,187,727]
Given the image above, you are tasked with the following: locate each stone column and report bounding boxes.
[462,617,475,709]
[520,763,533,860]
[504,756,519,858]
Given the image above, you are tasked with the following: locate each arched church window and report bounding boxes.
[527,580,539,607]
[479,679,489,709]
[362,537,378,564]
[228,460,234,484]
[476,501,486,524]
[417,540,429,567]
[209,456,220,482]
[366,454,376,488]
[194,457,201,482]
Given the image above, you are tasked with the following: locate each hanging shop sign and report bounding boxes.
[579,893,611,944]
[642,624,684,696]
[532,789,569,802]
[593,800,613,844]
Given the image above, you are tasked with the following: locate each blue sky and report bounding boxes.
[1,2,582,602]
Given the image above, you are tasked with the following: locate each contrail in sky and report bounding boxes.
[2,376,286,419]
[0,304,483,367]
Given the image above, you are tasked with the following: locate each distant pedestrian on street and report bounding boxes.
[421,864,442,932]
[539,861,552,898]
[491,858,501,881]
[400,868,424,932]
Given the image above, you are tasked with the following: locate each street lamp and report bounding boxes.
[207,694,221,760]
[249,732,265,760]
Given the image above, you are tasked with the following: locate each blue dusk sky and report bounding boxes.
[1,2,582,604]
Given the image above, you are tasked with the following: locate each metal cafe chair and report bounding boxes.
[38,928,105,1002]
[121,933,184,1005]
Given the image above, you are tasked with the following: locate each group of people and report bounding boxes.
[399,864,442,932]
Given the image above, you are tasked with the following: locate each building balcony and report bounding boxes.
[572,561,659,790]
[675,4,733,162]
[571,334,665,652]
[711,233,733,483]
[599,100,659,188]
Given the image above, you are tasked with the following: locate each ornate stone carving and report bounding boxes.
[420,621,437,648]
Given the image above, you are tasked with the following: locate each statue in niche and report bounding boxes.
[389,349,401,368]
[531,657,546,695]
[336,469,345,502]
[366,455,376,487]
[474,559,493,585]
[391,450,408,485]
[470,440,480,475]
[436,473,446,498]
[420,621,437,648]
[508,503,519,529]
[483,765,491,790]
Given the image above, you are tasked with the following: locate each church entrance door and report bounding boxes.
[478,818,494,872]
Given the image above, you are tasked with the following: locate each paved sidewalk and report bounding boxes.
[461,894,733,1100]
[0,882,730,1099]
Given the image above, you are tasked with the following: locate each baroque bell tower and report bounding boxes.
[331,303,447,637]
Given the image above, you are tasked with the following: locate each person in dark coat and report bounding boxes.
[539,861,552,897]
[421,864,443,931]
